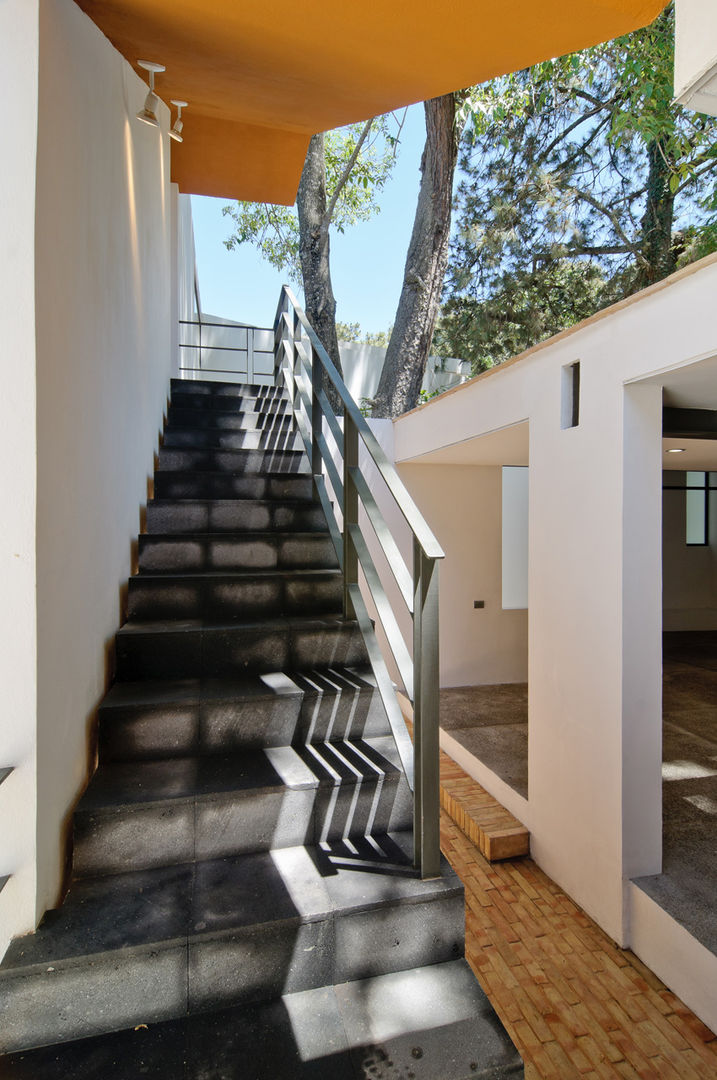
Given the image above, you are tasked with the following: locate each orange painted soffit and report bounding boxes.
[76,0,668,205]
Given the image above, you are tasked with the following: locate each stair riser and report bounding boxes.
[115,623,368,680]
[166,407,292,432]
[72,778,413,877]
[170,393,288,413]
[153,472,314,500]
[127,574,343,620]
[137,535,339,573]
[0,893,464,1053]
[171,378,285,395]
[145,500,328,535]
[158,448,309,475]
[98,686,391,762]
[163,428,302,452]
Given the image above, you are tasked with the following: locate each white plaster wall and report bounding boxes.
[398,465,529,687]
[663,481,717,629]
[0,0,41,960]
[33,0,173,918]
[675,0,717,113]
[393,257,717,945]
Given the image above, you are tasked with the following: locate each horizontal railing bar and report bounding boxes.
[314,475,344,569]
[316,431,344,511]
[347,584,415,788]
[349,466,413,612]
[179,319,272,331]
[178,344,254,354]
[276,287,444,561]
[316,386,344,456]
[349,523,414,695]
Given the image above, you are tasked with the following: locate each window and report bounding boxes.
[561,361,580,429]
[686,471,708,546]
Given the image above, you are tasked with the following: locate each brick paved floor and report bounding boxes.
[440,811,717,1080]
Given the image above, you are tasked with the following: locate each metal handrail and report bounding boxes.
[273,285,444,879]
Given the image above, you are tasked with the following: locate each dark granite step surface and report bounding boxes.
[137,532,338,573]
[0,960,524,1079]
[97,668,391,762]
[114,615,368,680]
[0,836,465,1052]
[145,498,328,535]
[72,737,413,875]
[163,426,302,452]
[157,446,310,475]
[165,404,292,431]
[127,569,343,620]
[153,469,314,501]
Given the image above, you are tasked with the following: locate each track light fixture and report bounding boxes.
[136,60,166,128]
[170,100,188,143]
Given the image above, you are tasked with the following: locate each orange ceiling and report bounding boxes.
[76,0,668,204]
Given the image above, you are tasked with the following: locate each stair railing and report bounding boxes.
[273,286,444,879]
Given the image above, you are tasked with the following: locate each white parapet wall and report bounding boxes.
[675,0,717,115]
[391,253,717,974]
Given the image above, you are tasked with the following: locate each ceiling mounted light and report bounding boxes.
[136,60,166,128]
[170,100,188,143]
[666,447,686,454]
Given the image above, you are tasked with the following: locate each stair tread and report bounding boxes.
[139,530,331,541]
[99,667,376,711]
[116,613,357,635]
[0,959,523,1080]
[0,834,460,972]
[133,568,341,581]
[77,737,404,811]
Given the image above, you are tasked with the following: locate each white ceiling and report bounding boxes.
[638,352,717,410]
[400,420,529,466]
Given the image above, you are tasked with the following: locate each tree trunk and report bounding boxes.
[372,94,465,418]
[636,138,676,288]
[296,133,343,411]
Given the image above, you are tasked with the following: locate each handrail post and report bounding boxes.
[413,539,441,878]
[343,413,359,619]
[292,309,301,414]
[311,346,322,478]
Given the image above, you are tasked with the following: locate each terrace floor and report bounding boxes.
[443,805,717,1079]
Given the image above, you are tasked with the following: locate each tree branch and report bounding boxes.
[322,117,374,232]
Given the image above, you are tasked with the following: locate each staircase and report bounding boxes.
[0,379,523,1078]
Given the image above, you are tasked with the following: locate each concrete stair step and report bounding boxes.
[0,960,523,1077]
[114,615,368,681]
[72,737,413,876]
[153,469,314,501]
[157,446,310,475]
[137,532,339,573]
[171,378,287,399]
[169,391,290,414]
[162,426,302,452]
[145,497,329,535]
[0,835,465,1052]
[127,569,343,621]
[97,668,392,763]
[166,405,292,432]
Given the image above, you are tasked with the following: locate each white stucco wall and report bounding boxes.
[32,0,173,918]
[393,255,717,947]
[0,0,41,962]
[675,0,717,114]
[398,465,529,687]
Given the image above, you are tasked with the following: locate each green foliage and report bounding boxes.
[444,3,717,371]
[222,115,401,282]
[336,322,393,347]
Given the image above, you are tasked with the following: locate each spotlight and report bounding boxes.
[136,61,166,128]
[170,100,188,143]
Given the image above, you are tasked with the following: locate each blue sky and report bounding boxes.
[191,104,426,333]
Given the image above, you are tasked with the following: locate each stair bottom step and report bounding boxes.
[0,960,524,1079]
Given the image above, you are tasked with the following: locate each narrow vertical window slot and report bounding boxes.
[561,361,580,429]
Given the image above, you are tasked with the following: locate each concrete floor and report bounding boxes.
[440,630,717,959]
[440,683,528,798]
[635,631,717,957]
